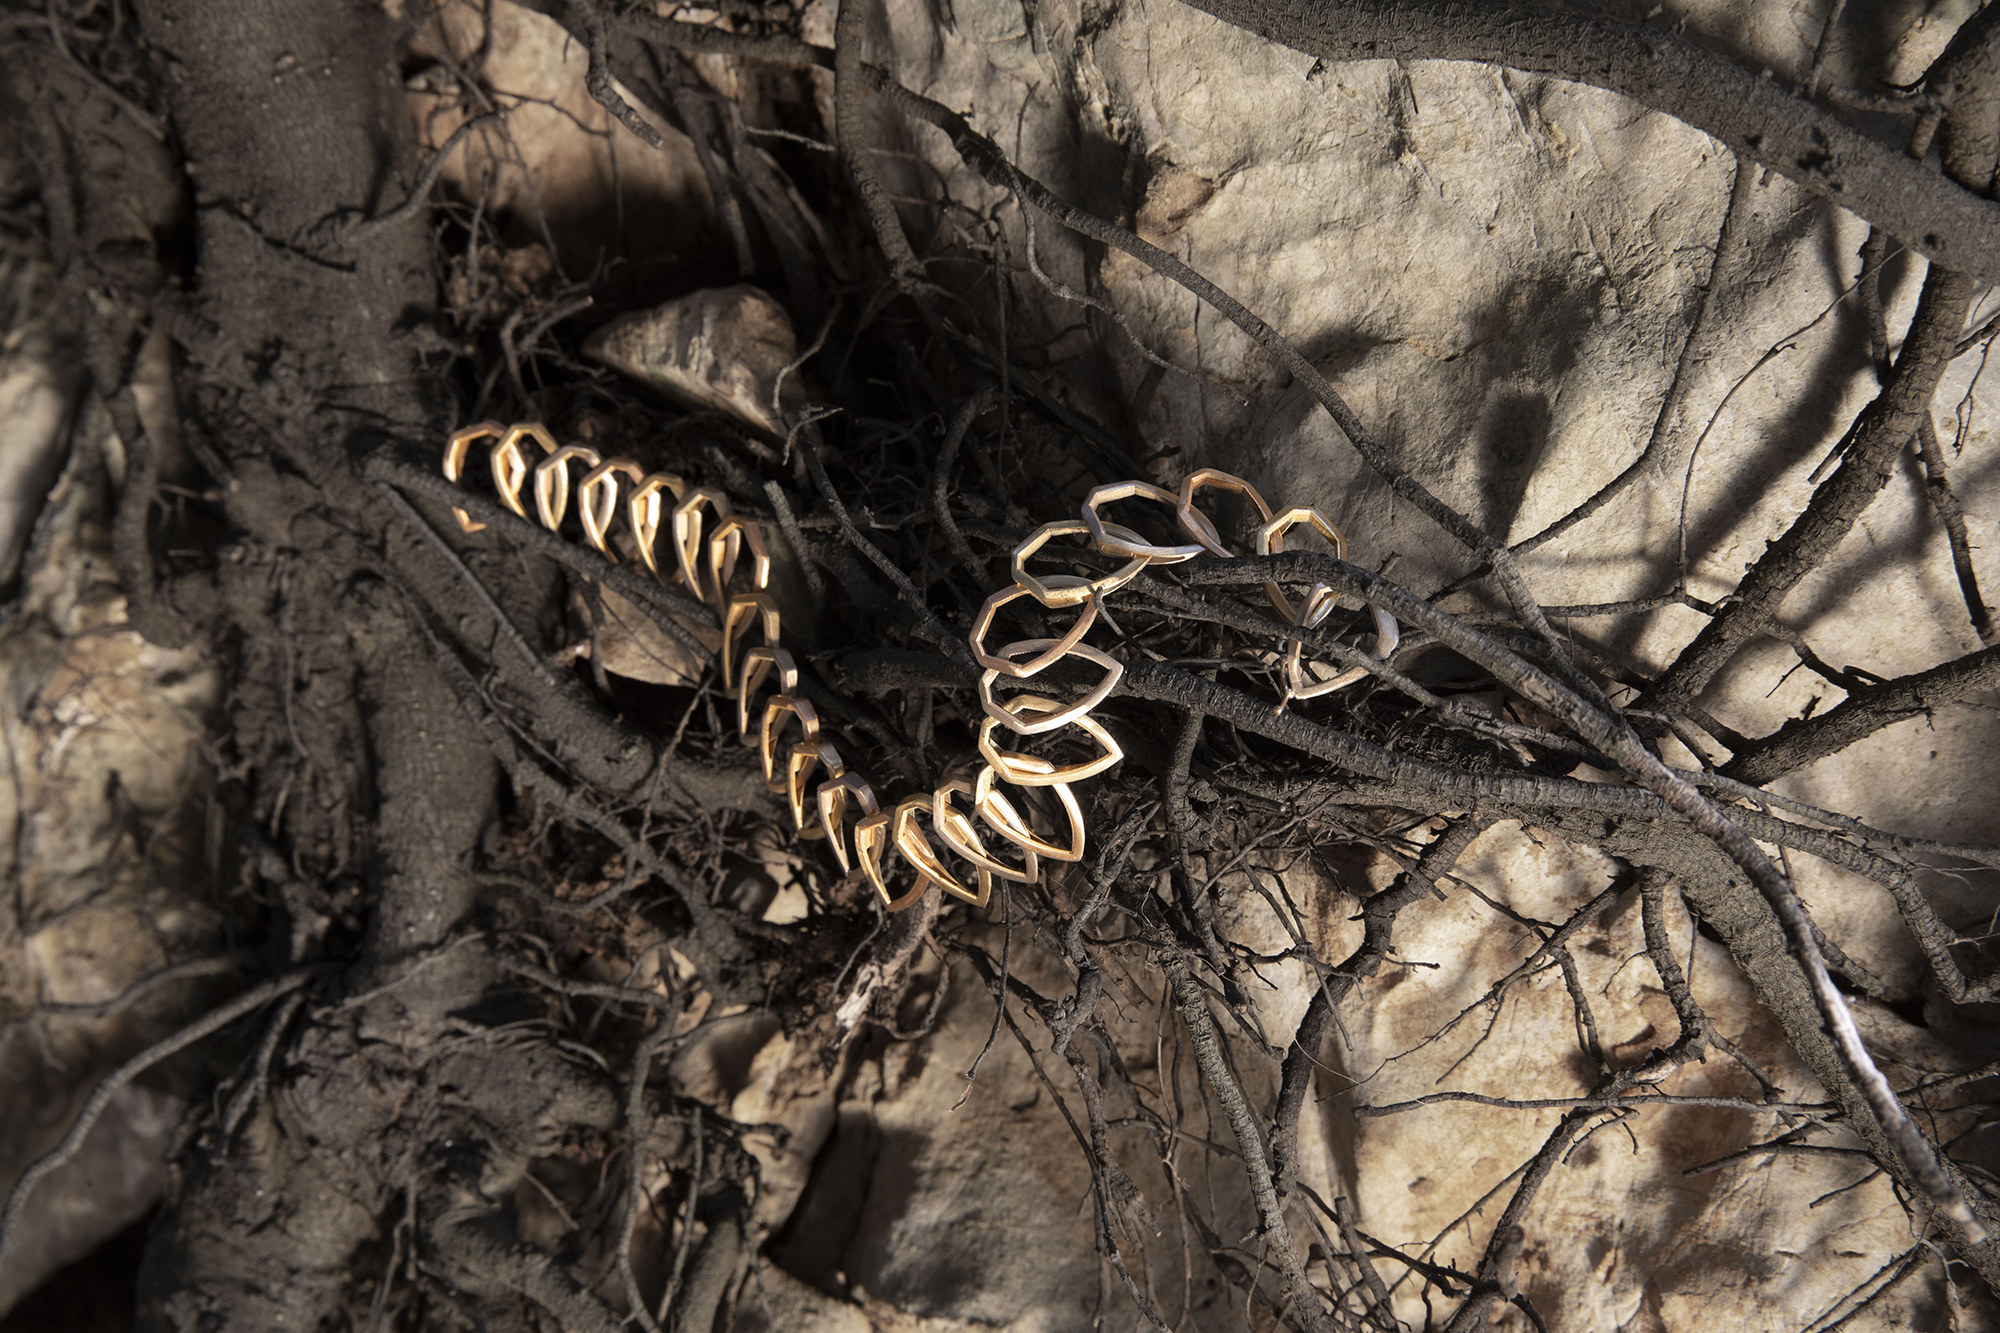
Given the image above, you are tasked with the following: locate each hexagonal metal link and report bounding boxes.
[628,472,689,579]
[977,697,1122,788]
[759,694,819,792]
[891,797,987,907]
[973,764,1085,863]
[672,488,734,604]
[970,579,1097,677]
[786,740,844,839]
[1010,520,1149,608]
[736,645,798,741]
[1253,505,1348,623]
[1177,468,1274,557]
[977,639,1122,735]
[933,778,1038,885]
[853,804,934,912]
[722,593,782,691]
[578,459,645,558]
[443,421,507,532]
[533,444,602,531]
[816,769,879,876]
[492,423,560,520]
[1081,480,1206,564]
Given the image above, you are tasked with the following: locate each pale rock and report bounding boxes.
[405,0,714,279]
[734,1258,871,1333]
[584,285,803,436]
[0,389,222,1318]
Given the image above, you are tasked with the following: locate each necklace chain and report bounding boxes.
[441,423,1397,911]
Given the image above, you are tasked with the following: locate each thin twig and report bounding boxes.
[1915,413,1997,645]
[932,384,995,575]
[1161,948,1335,1333]
[575,0,663,147]
[0,966,327,1270]
[1512,154,1758,556]
[359,112,501,234]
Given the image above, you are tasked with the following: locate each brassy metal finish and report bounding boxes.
[443,426,1398,912]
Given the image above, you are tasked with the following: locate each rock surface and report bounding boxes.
[0,366,223,1317]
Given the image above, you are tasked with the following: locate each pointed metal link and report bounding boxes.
[438,423,1400,914]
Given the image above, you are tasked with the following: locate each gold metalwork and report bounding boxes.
[1254,505,1348,623]
[759,694,819,790]
[708,516,769,605]
[978,639,1123,734]
[443,421,506,532]
[436,421,1410,916]
[579,459,644,557]
[722,593,782,690]
[786,740,844,838]
[1280,594,1401,703]
[970,580,1096,677]
[974,764,1086,862]
[934,779,1038,885]
[854,807,931,912]
[1010,520,1148,608]
[818,770,879,874]
[492,423,559,519]
[533,444,603,530]
[737,645,798,740]
[1177,468,1274,557]
[672,488,734,604]
[892,797,987,906]
[628,472,689,577]
[977,697,1122,787]
[1081,480,1206,564]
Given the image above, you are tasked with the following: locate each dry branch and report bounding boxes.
[1175,0,2000,282]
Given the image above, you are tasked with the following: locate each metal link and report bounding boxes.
[440,423,1399,914]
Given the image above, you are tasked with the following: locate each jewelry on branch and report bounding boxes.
[441,421,1399,913]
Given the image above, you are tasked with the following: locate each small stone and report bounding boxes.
[583,284,801,436]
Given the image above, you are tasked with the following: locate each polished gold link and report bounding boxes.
[443,421,506,532]
[977,639,1123,735]
[973,764,1086,863]
[759,694,819,791]
[722,593,782,691]
[786,740,844,838]
[493,423,560,519]
[1177,468,1274,557]
[437,425,1330,913]
[818,770,879,875]
[737,645,798,741]
[708,515,768,603]
[970,579,1096,677]
[579,459,645,557]
[628,472,689,578]
[977,697,1123,787]
[854,807,932,912]
[672,488,734,604]
[1082,480,1207,564]
[1011,520,1150,607]
[533,444,602,530]
[892,797,988,906]
[1254,505,1348,623]
[1281,594,1402,703]
[933,778,1038,885]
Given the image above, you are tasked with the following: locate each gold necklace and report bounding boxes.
[442,423,1397,912]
